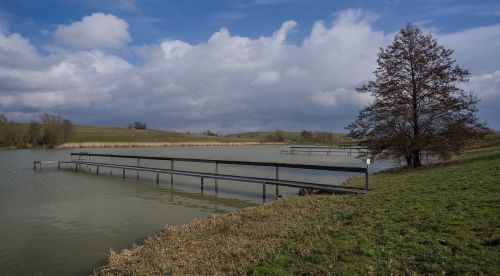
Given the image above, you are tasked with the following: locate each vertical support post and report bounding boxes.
[58,162,60,170]
[156,172,160,184]
[136,158,140,179]
[170,160,174,184]
[262,182,266,201]
[110,157,113,175]
[88,155,91,172]
[123,169,126,178]
[275,166,279,198]
[34,161,37,171]
[201,177,204,192]
[75,162,78,172]
[215,162,218,193]
[97,166,100,175]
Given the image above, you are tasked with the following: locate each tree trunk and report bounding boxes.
[412,150,421,167]
[405,154,413,167]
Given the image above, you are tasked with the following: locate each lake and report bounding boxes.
[0,145,397,275]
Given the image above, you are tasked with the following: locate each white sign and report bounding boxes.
[366,158,371,165]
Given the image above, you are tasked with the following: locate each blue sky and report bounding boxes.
[3,0,500,47]
[0,0,499,132]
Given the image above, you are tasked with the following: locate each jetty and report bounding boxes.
[34,152,371,199]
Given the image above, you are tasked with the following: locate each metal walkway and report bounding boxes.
[34,152,371,199]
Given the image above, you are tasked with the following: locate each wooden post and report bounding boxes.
[156,172,160,184]
[201,177,204,192]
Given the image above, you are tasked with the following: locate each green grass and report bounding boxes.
[67,125,249,143]
[228,131,355,145]
[1,123,352,145]
[69,126,352,144]
[97,135,500,275]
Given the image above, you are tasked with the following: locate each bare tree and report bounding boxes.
[346,24,487,167]
[39,113,68,147]
[133,121,146,129]
[274,130,286,142]
[28,121,42,145]
[300,130,313,141]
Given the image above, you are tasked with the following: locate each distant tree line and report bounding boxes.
[0,113,73,148]
[299,130,336,143]
[128,121,147,130]
[203,130,220,136]
[265,130,286,142]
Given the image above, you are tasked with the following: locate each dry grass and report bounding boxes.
[57,141,281,149]
[98,196,356,275]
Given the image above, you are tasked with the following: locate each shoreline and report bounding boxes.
[95,136,500,274]
[56,141,287,149]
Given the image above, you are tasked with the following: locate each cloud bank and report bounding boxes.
[0,10,499,132]
[53,13,131,49]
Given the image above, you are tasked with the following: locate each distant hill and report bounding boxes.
[1,123,355,147]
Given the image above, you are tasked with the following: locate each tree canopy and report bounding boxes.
[346,24,487,167]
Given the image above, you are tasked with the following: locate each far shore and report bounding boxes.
[56,141,287,149]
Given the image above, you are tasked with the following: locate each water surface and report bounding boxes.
[0,145,396,275]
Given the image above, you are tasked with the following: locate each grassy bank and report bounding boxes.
[1,123,352,147]
[97,135,500,274]
[68,126,353,145]
[67,125,252,143]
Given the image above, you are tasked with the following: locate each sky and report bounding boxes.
[0,0,499,132]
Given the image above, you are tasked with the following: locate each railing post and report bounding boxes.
[170,160,174,183]
[201,177,204,192]
[262,182,266,201]
[75,162,78,172]
[156,172,160,184]
[136,158,140,179]
[215,162,218,193]
[275,166,279,198]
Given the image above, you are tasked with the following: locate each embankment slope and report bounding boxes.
[97,135,500,274]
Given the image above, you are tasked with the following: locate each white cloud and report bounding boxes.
[53,13,131,50]
[440,24,500,74]
[1,9,499,131]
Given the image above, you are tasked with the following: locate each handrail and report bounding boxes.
[70,152,367,173]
